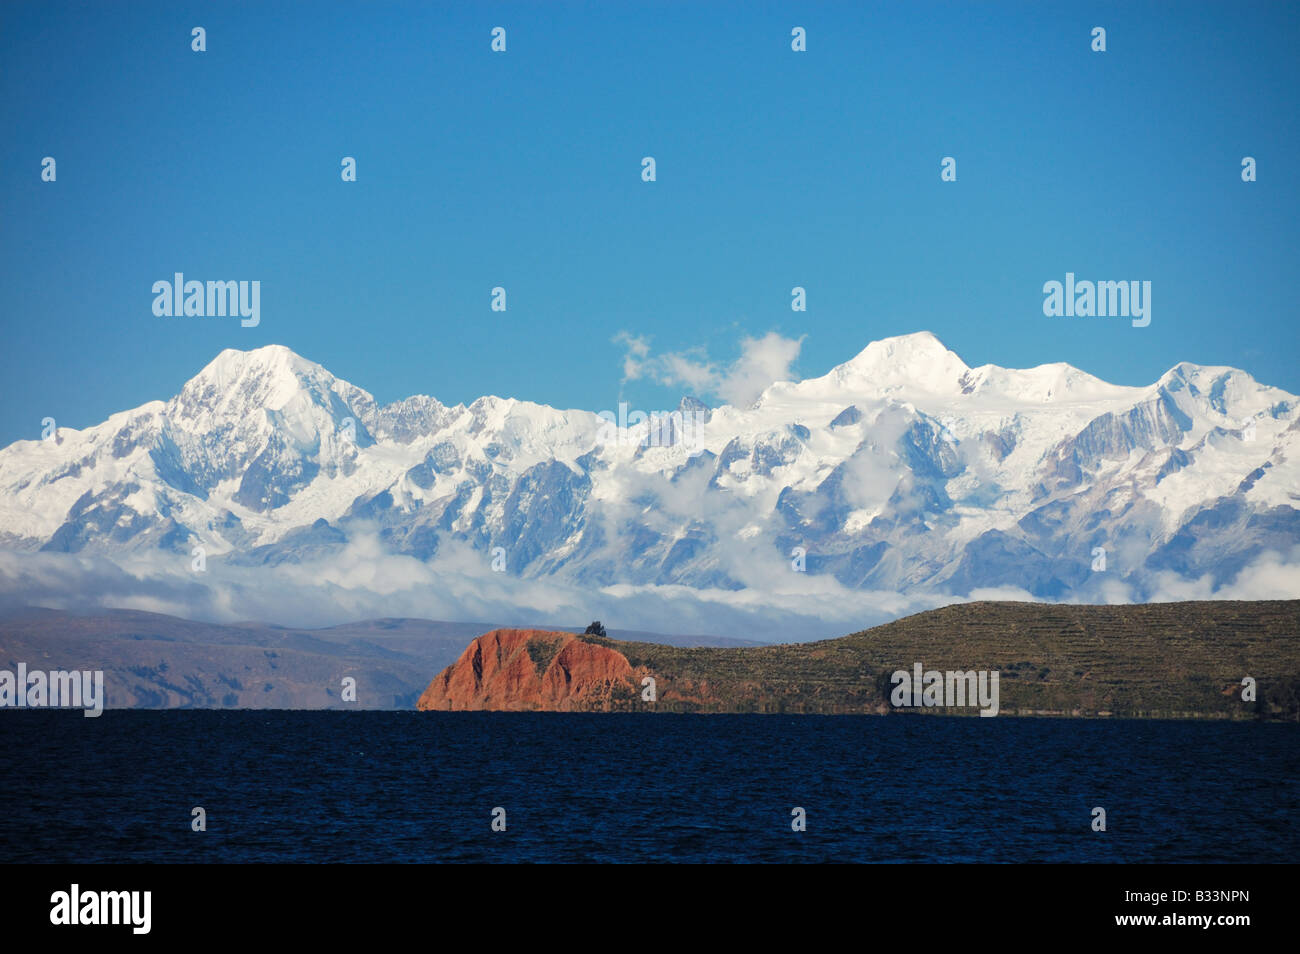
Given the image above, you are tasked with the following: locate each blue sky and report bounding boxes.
[2,0,1297,447]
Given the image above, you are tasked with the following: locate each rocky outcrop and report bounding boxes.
[416,629,644,711]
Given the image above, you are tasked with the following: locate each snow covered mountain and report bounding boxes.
[2,333,1296,604]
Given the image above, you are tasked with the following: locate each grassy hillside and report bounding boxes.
[571,600,1300,719]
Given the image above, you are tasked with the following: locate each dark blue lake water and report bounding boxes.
[1,711,1294,863]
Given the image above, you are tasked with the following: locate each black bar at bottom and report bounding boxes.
[8,863,1271,940]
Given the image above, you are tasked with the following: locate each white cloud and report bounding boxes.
[612,331,651,383]
[0,538,961,643]
[1138,546,1300,602]
[2,544,1295,647]
[615,330,804,408]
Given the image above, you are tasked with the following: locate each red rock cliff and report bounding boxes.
[416,629,641,711]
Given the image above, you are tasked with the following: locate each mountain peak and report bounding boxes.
[199,344,322,384]
[854,330,953,359]
[820,331,970,394]
[179,345,364,414]
[843,330,966,369]
[163,345,377,450]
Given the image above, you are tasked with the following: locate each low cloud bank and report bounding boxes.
[1,537,1297,643]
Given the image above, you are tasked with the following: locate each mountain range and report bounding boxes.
[0,332,1296,630]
